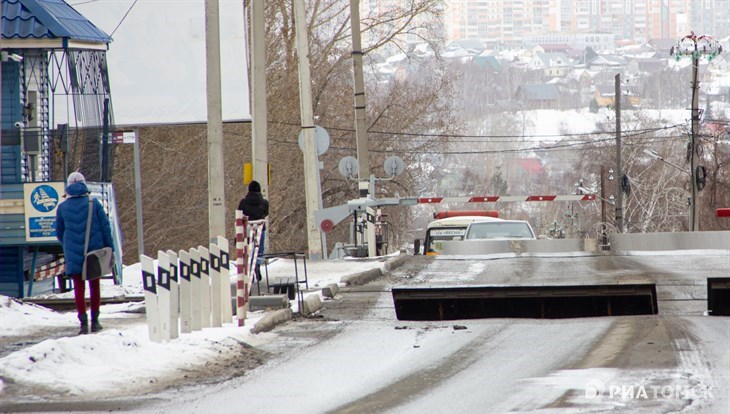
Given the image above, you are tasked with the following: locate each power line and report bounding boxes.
[268,134,689,156]
[110,0,138,37]
[70,0,138,36]
[270,120,687,141]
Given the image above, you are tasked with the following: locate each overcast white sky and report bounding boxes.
[73,0,251,126]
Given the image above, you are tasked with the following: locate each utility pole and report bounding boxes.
[689,54,700,231]
[349,0,370,183]
[670,33,723,232]
[250,1,268,196]
[205,0,226,242]
[133,129,145,257]
[293,0,324,260]
[600,166,608,246]
[614,73,624,233]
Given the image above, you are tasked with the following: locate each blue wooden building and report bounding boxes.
[1,0,123,297]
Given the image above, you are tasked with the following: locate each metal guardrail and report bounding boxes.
[257,252,309,313]
[87,182,123,284]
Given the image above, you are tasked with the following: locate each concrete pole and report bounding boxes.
[205,0,227,243]
[293,0,324,260]
[614,73,624,233]
[600,166,608,246]
[689,56,700,231]
[133,128,145,257]
[0,59,3,179]
[250,1,268,196]
[349,0,370,180]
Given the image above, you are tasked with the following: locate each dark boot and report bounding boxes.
[78,313,88,335]
[91,311,103,333]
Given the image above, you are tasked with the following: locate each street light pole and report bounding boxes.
[670,33,723,232]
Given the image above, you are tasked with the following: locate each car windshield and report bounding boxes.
[465,222,534,239]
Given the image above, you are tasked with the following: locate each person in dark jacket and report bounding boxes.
[237,180,269,220]
[56,172,114,334]
[237,180,269,279]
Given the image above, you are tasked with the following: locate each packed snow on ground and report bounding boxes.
[0,255,389,396]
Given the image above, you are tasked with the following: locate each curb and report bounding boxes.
[250,252,409,333]
[251,308,293,334]
[383,252,409,272]
[340,267,382,286]
[340,252,409,286]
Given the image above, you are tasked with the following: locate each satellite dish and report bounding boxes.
[383,155,405,177]
[338,156,359,178]
[298,125,330,155]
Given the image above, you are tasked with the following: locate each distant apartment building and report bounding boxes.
[526,32,616,52]
[443,0,729,45]
[445,0,551,44]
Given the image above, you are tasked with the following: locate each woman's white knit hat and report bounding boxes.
[67,171,86,184]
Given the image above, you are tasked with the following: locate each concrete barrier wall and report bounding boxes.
[610,231,730,252]
[441,238,590,255]
[438,232,730,255]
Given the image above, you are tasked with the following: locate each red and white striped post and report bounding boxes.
[235,210,249,326]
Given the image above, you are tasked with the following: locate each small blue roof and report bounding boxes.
[2,0,110,44]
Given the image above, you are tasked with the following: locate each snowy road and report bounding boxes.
[142,252,730,414]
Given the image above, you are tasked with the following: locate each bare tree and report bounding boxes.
[112,124,252,263]
[259,0,463,254]
[574,110,695,234]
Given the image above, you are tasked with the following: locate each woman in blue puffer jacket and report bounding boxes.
[56,172,114,334]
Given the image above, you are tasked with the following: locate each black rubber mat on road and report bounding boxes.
[392,284,658,320]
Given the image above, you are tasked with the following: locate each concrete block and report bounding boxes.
[301,294,323,315]
[341,268,382,286]
[383,253,408,272]
[321,283,340,298]
[251,308,293,334]
[248,294,289,312]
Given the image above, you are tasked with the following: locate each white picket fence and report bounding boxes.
[140,211,266,342]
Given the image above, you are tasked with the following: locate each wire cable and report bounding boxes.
[110,0,139,37]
